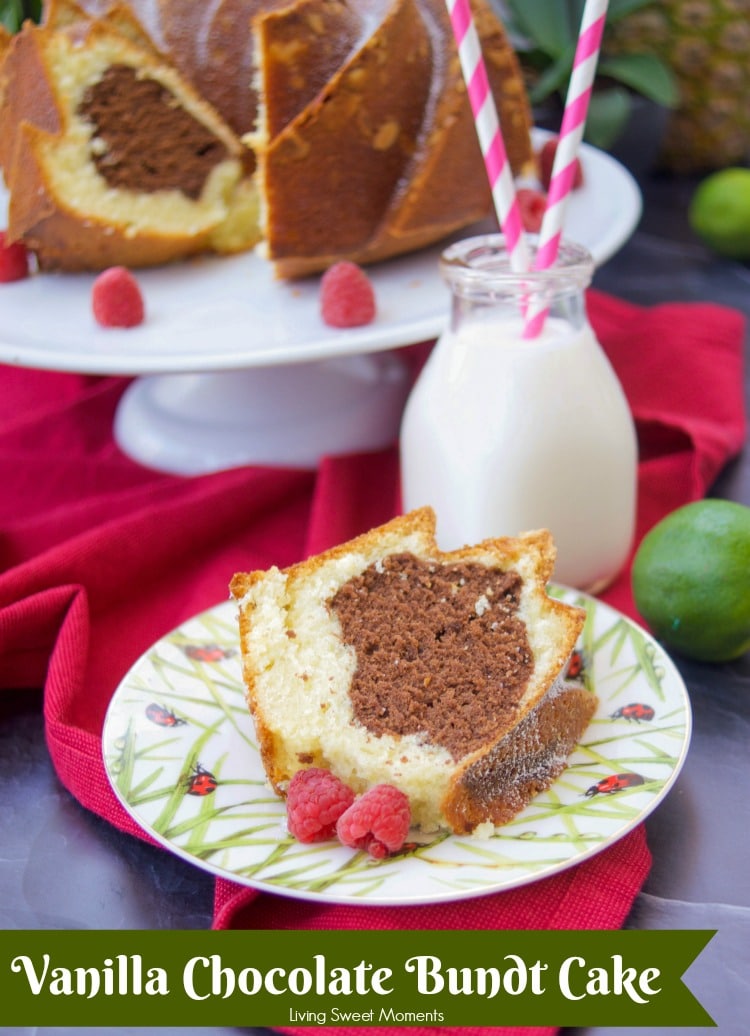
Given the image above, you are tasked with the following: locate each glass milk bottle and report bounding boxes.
[400,235,637,592]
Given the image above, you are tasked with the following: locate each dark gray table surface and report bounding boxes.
[1,172,748,1036]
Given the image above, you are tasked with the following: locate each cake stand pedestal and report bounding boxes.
[113,352,412,474]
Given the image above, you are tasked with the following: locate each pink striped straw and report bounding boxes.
[445,0,530,273]
[523,0,609,339]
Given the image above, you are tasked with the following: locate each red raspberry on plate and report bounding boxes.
[336,783,411,859]
[92,266,145,328]
[537,137,584,193]
[320,261,376,328]
[0,231,30,283]
[517,188,547,233]
[285,767,355,843]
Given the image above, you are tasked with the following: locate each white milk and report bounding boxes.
[400,237,637,592]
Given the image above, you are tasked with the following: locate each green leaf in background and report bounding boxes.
[502,0,577,58]
[528,44,578,103]
[502,0,656,56]
[585,87,633,150]
[599,52,680,108]
[0,0,40,31]
[496,0,678,152]
[0,0,22,32]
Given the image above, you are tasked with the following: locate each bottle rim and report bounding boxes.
[440,234,594,295]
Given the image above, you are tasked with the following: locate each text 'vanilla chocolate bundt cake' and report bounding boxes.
[0,0,534,274]
[230,509,598,835]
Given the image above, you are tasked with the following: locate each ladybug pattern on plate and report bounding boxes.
[585,773,646,798]
[145,702,186,728]
[183,643,235,663]
[611,702,655,723]
[564,648,586,682]
[185,763,218,796]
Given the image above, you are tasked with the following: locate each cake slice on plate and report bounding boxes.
[230,508,597,835]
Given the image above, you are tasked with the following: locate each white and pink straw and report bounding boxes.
[524,0,610,338]
[445,0,608,334]
[445,0,530,274]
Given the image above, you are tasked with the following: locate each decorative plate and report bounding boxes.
[102,587,690,905]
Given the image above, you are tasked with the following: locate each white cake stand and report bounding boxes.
[0,139,641,474]
[112,354,414,474]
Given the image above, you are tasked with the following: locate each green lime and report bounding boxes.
[688,168,750,260]
[632,499,750,663]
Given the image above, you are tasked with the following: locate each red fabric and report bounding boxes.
[0,290,746,1036]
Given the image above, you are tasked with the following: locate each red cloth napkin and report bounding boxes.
[0,289,745,1036]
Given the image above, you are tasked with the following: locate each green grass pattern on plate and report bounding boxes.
[103,587,689,903]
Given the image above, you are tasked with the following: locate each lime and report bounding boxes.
[632,499,750,663]
[688,168,750,260]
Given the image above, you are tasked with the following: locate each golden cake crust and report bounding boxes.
[253,0,535,277]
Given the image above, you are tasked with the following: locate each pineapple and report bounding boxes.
[605,0,750,172]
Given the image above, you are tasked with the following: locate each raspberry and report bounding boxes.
[285,767,355,843]
[320,261,376,328]
[517,188,547,233]
[92,266,145,328]
[537,138,584,193]
[336,784,411,859]
[0,231,30,283]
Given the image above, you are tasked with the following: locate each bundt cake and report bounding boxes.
[0,0,535,275]
[0,0,260,271]
[230,508,597,835]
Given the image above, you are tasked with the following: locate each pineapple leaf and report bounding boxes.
[501,0,578,58]
[0,0,40,30]
[598,53,679,108]
[502,0,653,52]
[528,46,578,103]
[0,0,22,31]
[585,88,632,151]
[500,0,677,132]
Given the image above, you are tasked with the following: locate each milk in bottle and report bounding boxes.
[400,235,637,592]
